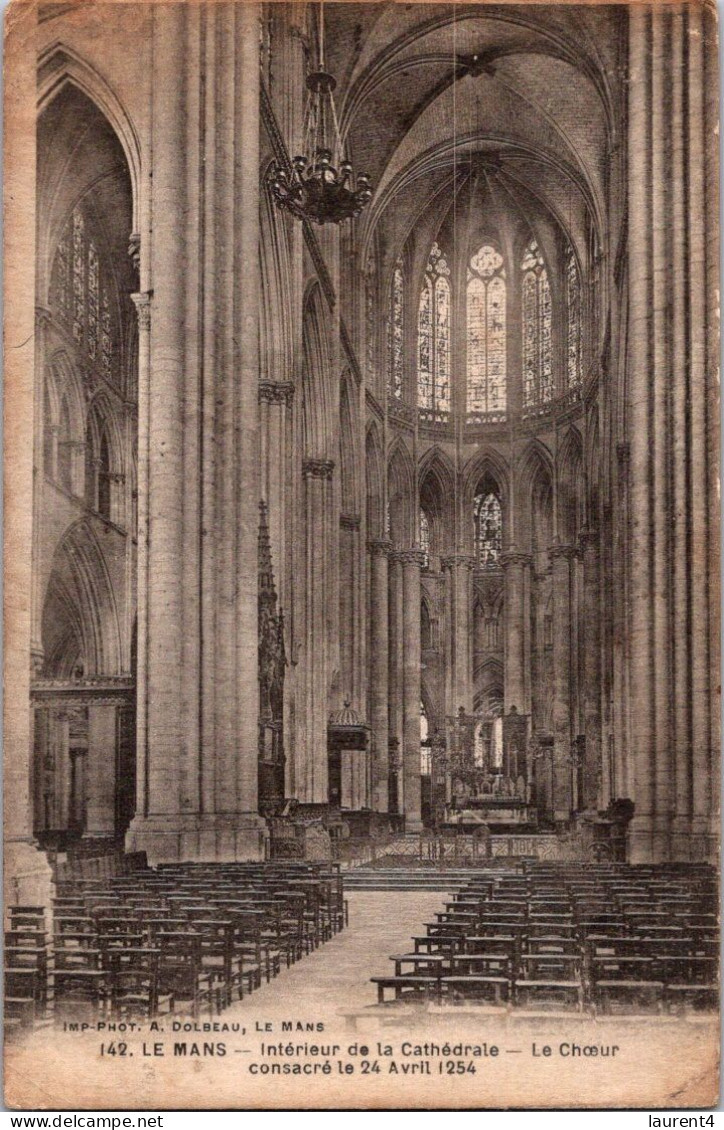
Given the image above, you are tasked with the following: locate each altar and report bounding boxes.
[431,706,535,831]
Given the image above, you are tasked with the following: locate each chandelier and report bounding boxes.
[268,5,372,225]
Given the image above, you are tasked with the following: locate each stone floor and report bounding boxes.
[224,890,447,1020]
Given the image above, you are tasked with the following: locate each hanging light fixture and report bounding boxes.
[268,2,372,224]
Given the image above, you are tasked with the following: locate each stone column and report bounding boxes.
[579,528,601,810]
[85,702,118,837]
[625,4,717,862]
[388,550,404,757]
[669,11,691,859]
[134,3,186,834]
[687,1,714,859]
[127,3,267,861]
[500,551,531,713]
[441,554,476,713]
[31,307,52,674]
[4,2,54,904]
[400,549,425,831]
[302,459,335,804]
[260,381,295,605]
[549,544,575,820]
[130,293,150,818]
[339,515,361,711]
[368,539,391,811]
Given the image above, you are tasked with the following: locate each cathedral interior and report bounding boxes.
[6,0,719,913]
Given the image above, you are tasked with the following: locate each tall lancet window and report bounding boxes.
[419,508,430,569]
[388,258,404,399]
[466,245,507,416]
[521,239,552,406]
[566,245,582,388]
[50,205,118,387]
[474,491,503,569]
[417,242,451,412]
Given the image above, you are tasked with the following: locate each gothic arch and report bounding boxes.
[260,173,295,386]
[365,421,385,538]
[41,520,123,676]
[46,350,86,443]
[301,283,335,460]
[517,439,554,550]
[419,447,455,555]
[387,436,416,546]
[86,390,125,475]
[474,658,505,713]
[339,375,360,515]
[37,44,141,232]
[557,427,584,544]
[462,449,510,514]
[420,676,441,732]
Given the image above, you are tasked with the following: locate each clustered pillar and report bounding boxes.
[127,2,267,862]
[400,549,425,831]
[501,551,531,714]
[441,555,476,713]
[368,540,391,811]
[549,544,575,820]
[625,1,718,862]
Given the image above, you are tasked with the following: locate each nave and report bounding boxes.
[10,3,718,917]
[5,858,717,1044]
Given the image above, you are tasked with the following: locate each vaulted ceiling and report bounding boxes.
[322,3,623,273]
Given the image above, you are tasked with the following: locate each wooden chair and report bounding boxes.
[589,954,663,1015]
[155,932,215,1018]
[106,948,173,1020]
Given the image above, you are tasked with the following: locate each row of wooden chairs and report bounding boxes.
[371,863,718,1015]
[5,862,347,1033]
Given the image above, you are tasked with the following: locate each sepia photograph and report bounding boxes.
[2,0,720,1111]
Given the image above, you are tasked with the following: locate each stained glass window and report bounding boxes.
[87,241,99,361]
[522,239,553,406]
[466,245,507,415]
[420,701,432,775]
[474,492,503,568]
[566,245,582,388]
[418,242,451,412]
[388,259,404,399]
[420,509,430,569]
[50,206,118,386]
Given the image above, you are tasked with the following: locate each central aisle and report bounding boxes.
[224,890,447,1018]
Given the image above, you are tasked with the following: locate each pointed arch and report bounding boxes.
[474,658,505,714]
[467,243,507,416]
[339,374,359,515]
[517,440,554,553]
[302,282,335,459]
[47,349,86,442]
[37,43,141,232]
[462,448,510,515]
[557,427,584,544]
[521,238,553,406]
[420,676,441,732]
[418,445,456,497]
[86,389,124,475]
[41,519,123,676]
[387,436,415,546]
[365,420,384,538]
[261,173,295,385]
[517,439,555,499]
[418,446,455,557]
[417,242,451,412]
